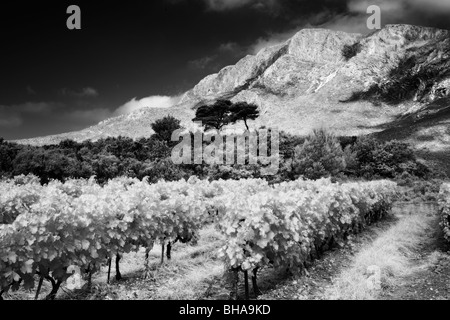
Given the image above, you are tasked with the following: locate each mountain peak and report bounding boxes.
[16,24,450,171]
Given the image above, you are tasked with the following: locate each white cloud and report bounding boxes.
[202,0,279,11]
[0,101,111,131]
[113,95,181,116]
[20,102,55,113]
[67,108,112,123]
[26,86,36,95]
[189,41,247,70]
[0,96,184,138]
[80,87,99,97]
[327,0,450,34]
[244,0,450,47]
[218,42,247,57]
[0,114,22,128]
[0,95,180,132]
[348,0,450,14]
[320,14,370,34]
[248,29,298,54]
[0,102,55,128]
[189,55,218,69]
[61,87,99,98]
[218,42,239,52]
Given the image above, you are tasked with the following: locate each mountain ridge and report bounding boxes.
[15,24,450,174]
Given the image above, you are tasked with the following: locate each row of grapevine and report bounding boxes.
[439,183,450,241]
[0,175,43,224]
[0,176,210,299]
[0,175,398,299]
[212,179,397,272]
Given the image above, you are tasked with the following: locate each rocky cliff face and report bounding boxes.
[17,24,450,172]
[181,28,362,104]
[181,25,449,104]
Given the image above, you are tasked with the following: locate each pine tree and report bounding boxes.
[193,100,233,131]
[193,100,260,131]
[229,102,260,130]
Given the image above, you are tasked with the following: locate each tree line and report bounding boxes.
[0,99,433,184]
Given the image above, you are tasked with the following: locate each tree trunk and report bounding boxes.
[244,271,249,300]
[143,247,152,279]
[166,241,172,260]
[115,254,122,281]
[45,278,62,300]
[35,276,44,300]
[161,242,165,265]
[233,270,239,300]
[244,118,249,130]
[252,268,261,296]
[107,258,112,284]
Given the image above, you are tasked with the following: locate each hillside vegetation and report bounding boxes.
[11,24,450,176]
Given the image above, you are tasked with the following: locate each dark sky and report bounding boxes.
[1,0,450,140]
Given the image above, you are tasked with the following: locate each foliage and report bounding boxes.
[193,100,260,131]
[216,178,398,272]
[151,115,182,145]
[11,147,80,184]
[0,176,209,299]
[396,178,443,202]
[0,175,397,299]
[229,102,260,130]
[292,129,347,180]
[204,164,260,181]
[439,183,450,242]
[337,136,357,150]
[350,136,430,179]
[193,100,234,131]
[0,126,432,185]
[0,133,174,184]
[342,42,362,60]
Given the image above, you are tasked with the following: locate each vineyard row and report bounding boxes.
[0,175,398,299]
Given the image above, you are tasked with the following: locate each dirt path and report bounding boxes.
[260,201,450,300]
[380,203,450,300]
[258,215,400,300]
[58,225,231,300]
[9,201,448,300]
[79,201,450,301]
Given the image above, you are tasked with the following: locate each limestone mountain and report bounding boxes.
[17,24,450,172]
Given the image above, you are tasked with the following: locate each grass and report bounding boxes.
[323,203,437,299]
[145,226,227,300]
[71,225,227,300]
[4,199,444,300]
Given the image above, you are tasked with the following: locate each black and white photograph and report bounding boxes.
[0,0,449,312]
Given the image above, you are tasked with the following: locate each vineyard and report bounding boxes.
[439,183,450,242]
[0,175,399,300]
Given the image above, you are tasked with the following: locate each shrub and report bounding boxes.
[337,136,357,150]
[140,158,187,183]
[151,115,182,145]
[204,164,259,181]
[292,129,347,180]
[342,42,362,60]
[351,136,430,179]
